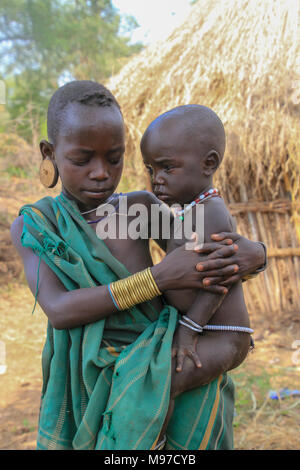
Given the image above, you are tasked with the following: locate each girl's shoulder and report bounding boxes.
[18,195,56,217]
[11,195,56,249]
[10,214,24,254]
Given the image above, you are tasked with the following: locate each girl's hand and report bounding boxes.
[151,241,239,294]
[192,239,239,293]
[200,232,266,287]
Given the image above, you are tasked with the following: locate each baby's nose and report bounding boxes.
[152,171,165,185]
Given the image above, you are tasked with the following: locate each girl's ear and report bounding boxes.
[39,140,55,160]
[39,140,59,188]
[203,149,221,176]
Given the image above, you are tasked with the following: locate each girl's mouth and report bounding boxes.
[82,189,113,199]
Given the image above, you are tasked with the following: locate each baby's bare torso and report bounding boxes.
[88,192,249,328]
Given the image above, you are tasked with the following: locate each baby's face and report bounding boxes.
[53,102,125,211]
[141,119,211,207]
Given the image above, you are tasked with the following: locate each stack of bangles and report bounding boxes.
[179,315,254,335]
[108,267,162,311]
[107,269,254,338]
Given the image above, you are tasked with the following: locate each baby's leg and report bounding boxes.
[171,331,251,399]
[171,281,252,397]
[171,331,252,399]
[157,331,252,445]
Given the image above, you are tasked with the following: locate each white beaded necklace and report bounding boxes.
[174,188,220,220]
[80,194,116,215]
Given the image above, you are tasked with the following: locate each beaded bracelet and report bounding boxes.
[242,242,267,282]
[179,315,204,332]
[179,315,254,334]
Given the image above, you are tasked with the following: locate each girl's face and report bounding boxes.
[43,102,125,212]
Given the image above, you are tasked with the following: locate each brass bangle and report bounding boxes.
[110,268,162,310]
[148,268,162,296]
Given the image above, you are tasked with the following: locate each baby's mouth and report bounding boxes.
[156,193,170,200]
[154,187,170,199]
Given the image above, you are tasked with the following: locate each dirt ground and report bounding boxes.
[0,176,300,450]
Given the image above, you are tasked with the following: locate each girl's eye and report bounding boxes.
[73,160,88,166]
[66,155,89,166]
[109,151,124,165]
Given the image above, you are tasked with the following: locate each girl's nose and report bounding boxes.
[89,161,109,180]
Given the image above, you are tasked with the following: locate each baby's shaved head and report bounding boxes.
[141,104,226,160]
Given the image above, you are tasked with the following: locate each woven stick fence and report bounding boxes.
[224,187,300,315]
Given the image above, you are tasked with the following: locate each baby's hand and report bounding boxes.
[172,324,202,372]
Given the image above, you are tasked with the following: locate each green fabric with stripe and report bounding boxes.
[19,192,235,450]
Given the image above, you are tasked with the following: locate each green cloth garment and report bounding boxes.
[19,192,235,450]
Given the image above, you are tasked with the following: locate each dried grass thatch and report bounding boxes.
[108,0,300,198]
[107,0,300,316]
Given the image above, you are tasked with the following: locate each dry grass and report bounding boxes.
[0,284,47,450]
[231,315,300,450]
[0,133,40,177]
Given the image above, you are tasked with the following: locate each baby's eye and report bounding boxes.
[164,165,175,172]
[109,158,121,165]
[145,165,154,176]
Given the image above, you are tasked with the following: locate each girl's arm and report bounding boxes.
[11,215,238,330]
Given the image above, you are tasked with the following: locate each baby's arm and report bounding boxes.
[171,198,239,371]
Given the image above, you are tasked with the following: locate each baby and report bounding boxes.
[141,105,253,439]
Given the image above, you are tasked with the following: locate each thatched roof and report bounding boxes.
[107,0,300,205]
